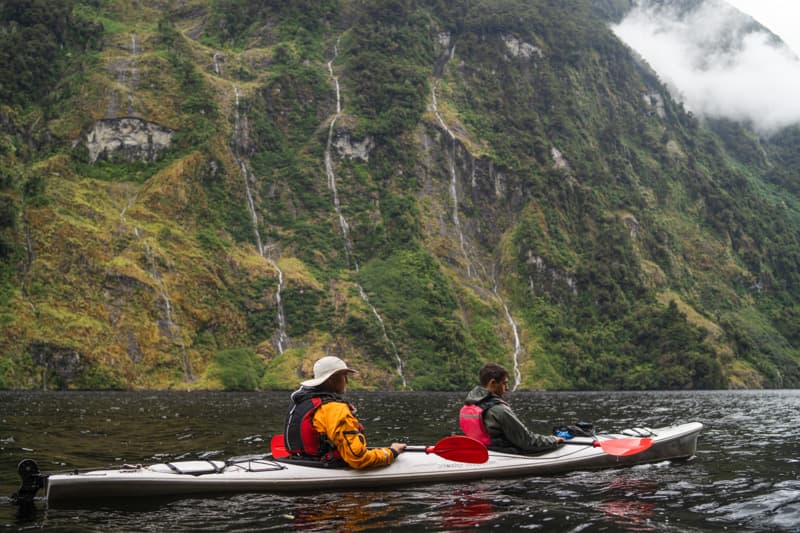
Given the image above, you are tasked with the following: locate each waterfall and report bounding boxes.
[233,85,289,353]
[213,52,223,76]
[325,42,407,387]
[495,283,523,391]
[136,228,193,382]
[239,159,265,257]
[325,117,358,270]
[117,188,192,380]
[119,186,137,222]
[269,249,289,353]
[432,58,524,388]
[359,286,407,388]
[20,221,36,312]
[325,44,356,270]
[328,48,341,115]
[128,34,138,116]
[431,83,471,277]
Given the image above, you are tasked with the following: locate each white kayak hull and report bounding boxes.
[42,422,702,505]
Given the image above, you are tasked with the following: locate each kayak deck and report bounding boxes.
[17,422,702,506]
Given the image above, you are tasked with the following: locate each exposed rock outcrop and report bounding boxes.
[28,341,83,390]
[334,133,374,161]
[503,35,543,59]
[84,117,174,163]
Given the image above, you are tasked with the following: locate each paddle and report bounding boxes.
[563,437,653,456]
[405,436,489,464]
[269,434,489,464]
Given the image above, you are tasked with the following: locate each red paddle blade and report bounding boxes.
[270,434,289,458]
[596,437,653,456]
[429,436,489,464]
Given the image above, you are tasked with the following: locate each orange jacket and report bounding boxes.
[311,401,396,469]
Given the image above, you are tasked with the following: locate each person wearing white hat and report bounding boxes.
[283,356,407,469]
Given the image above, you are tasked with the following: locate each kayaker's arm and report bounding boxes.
[485,404,561,453]
[313,402,404,469]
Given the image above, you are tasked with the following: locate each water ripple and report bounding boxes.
[2,390,799,531]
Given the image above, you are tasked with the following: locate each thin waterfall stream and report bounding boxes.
[119,193,193,382]
[325,46,356,270]
[20,220,35,312]
[136,227,193,382]
[325,43,407,388]
[432,77,523,389]
[128,34,138,115]
[358,286,406,388]
[213,52,223,76]
[495,282,523,391]
[431,82,471,277]
[232,85,289,354]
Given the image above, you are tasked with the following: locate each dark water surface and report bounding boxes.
[1,390,798,531]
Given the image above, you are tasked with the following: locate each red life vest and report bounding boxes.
[285,394,337,459]
[284,392,357,462]
[459,403,492,445]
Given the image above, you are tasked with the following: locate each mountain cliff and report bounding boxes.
[1,0,799,390]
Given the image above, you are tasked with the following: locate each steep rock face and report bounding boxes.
[3,1,800,391]
[420,123,528,252]
[28,341,83,390]
[84,118,174,163]
[334,133,373,161]
[503,35,543,59]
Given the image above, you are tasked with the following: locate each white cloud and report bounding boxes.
[726,0,800,57]
[611,0,800,134]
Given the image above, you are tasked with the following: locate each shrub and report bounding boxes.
[205,348,265,390]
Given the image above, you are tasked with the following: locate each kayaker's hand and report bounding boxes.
[554,437,565,444]
[390,442,407,455]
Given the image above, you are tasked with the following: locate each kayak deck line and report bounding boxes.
[11,422,703,508]
[153,456,286,476]
[10,454,288,506]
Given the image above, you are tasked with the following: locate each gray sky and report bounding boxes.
[726,0,800,56]
[612,0,800,134]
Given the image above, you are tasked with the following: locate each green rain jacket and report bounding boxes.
[464,386,559,454]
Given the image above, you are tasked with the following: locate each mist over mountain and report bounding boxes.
[1,0,799,391]
[612,0,800,134]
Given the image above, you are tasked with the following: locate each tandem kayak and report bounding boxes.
[14,422,702,507]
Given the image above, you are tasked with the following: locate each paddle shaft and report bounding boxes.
[562,437,653,456]
[270,435,488,464]
[562,440,601,448]
[404,445,434,454]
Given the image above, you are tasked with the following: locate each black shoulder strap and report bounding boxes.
[477,396,499,420]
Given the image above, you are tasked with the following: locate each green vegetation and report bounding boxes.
[0,0,102,105]
[345,2,434,140]
[549,301,724,390]
[0,0,798,390]
[204,348,265,390]
[357,248,482,390]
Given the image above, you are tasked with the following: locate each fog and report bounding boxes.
[611,0,800,134]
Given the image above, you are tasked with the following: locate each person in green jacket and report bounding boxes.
[459,362,563,453]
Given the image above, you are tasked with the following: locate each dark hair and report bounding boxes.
[479,363,509,386]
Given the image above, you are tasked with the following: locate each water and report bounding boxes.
[1,390,798,531]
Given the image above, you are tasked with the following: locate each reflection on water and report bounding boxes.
[1,390,799,531]
[595,477,658,531]
[438,492,499,529]
[288,494,396,532]
[599,499,656,532]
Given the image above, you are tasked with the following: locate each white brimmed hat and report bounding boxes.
[301,356,358,387]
